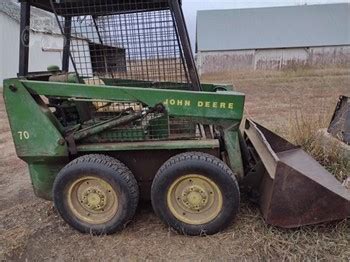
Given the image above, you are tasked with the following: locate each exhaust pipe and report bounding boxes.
[243,119,350,228]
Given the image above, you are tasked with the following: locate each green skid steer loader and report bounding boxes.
[3,0,349,235]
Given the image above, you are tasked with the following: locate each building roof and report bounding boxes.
[0,0,60,34]
[196,3,350,52]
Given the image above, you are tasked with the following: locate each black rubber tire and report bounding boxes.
[53,154,139,235]
[151,152,240,236]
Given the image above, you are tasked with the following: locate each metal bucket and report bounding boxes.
[243,119,350,228]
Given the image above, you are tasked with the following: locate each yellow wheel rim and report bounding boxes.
[167,174,223,225]
[67,176,118,225]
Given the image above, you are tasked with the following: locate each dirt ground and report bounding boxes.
[0,67,349,261]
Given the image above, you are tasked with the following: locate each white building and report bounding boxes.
[0,0,87,83]
[196,3,350,73]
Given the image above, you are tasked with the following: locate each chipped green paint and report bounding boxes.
[3,79,69,199]
[29,163,66,200]
[3,79,68,161]
[21,80,245,122]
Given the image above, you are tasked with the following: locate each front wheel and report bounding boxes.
[151,152,240,235]
[53,154,139,235]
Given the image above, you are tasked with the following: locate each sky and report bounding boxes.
[182,0,349,50]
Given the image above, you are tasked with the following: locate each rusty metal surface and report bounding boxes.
[328,96,350,144]
[244,120,298,179]
[244,119,350,228]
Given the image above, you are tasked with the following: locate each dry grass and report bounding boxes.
[1,67,350,261]
[286,110,349,182]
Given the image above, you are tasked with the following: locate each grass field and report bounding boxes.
[0,67,349,260]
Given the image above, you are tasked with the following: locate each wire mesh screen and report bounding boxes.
[49,0,192,90]
[37,0,205,143]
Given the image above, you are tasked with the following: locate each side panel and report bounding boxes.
[28,163,66,200]
[3,79,69,200]
[3,79,68,161]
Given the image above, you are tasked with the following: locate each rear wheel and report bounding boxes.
[53,154,139,235]
[151,152,240,235]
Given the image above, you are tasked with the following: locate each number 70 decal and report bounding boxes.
[18,131,30,140]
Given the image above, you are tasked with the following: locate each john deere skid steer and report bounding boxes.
[3,0,349,235]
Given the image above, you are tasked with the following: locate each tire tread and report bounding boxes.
[53,154,139,234]
[151,151,240,235]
